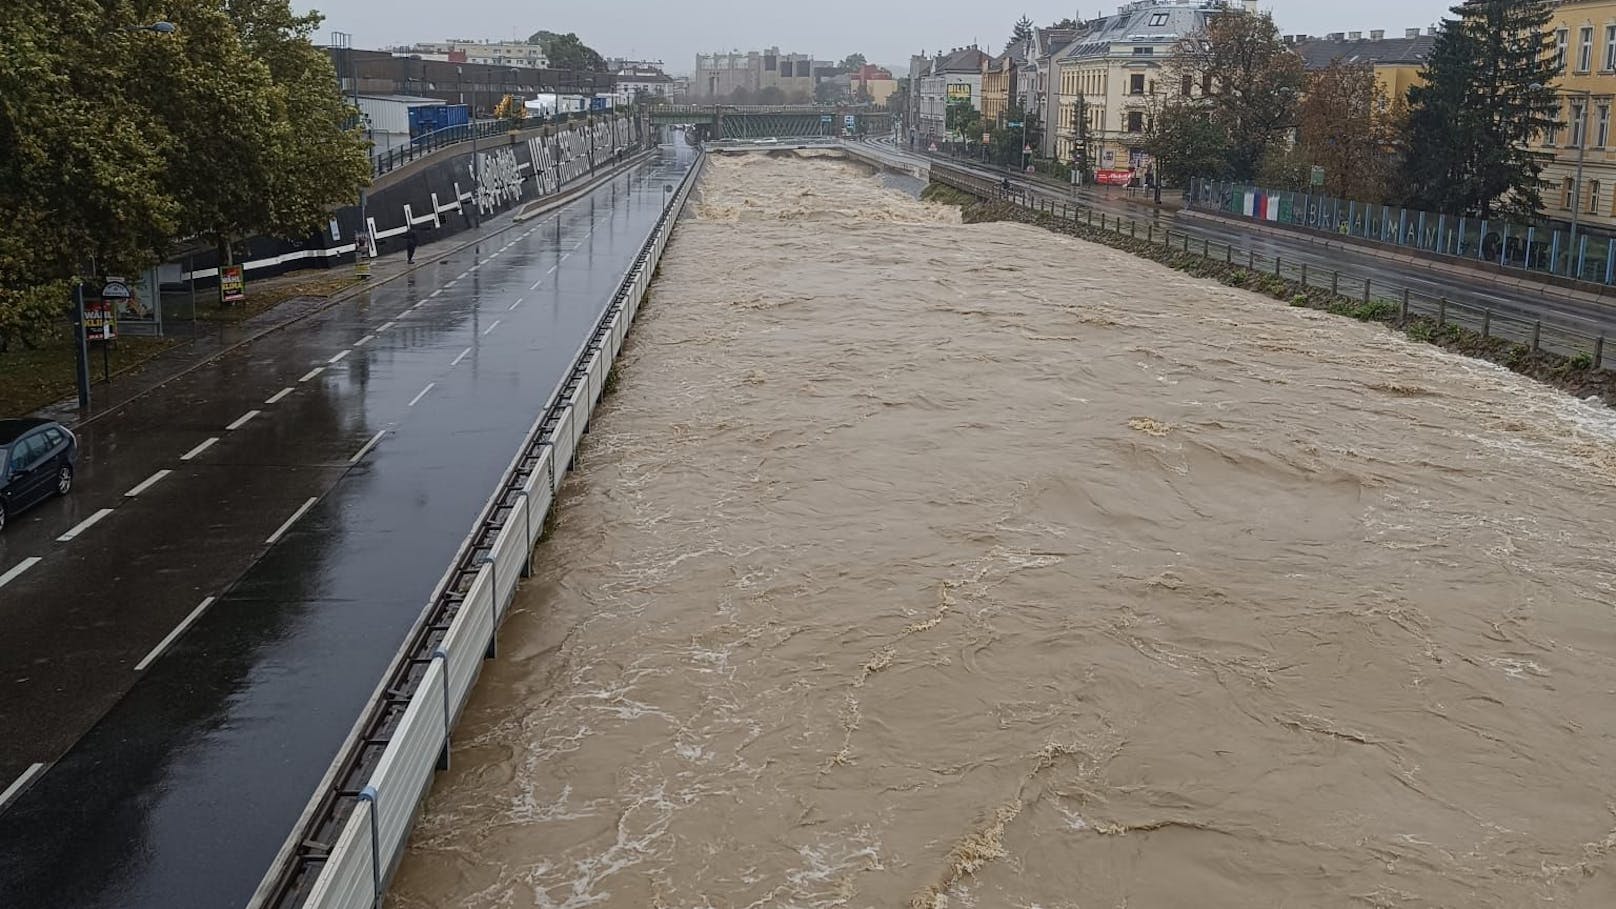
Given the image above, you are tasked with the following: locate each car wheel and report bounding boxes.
[0,501,7,533]
[56,464,73,497]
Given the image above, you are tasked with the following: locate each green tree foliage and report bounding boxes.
[1010,15,1035,50]
[1,1,180,349]
[528,30,607,72]
[0,0,369,348]
[947,100,982,138]
[839,54,867,72]
[1171,12,1303,181]
[1401,0,1560,217]
[1144,101,1232,187]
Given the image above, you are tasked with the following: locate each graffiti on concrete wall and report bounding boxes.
[472,146,527,215]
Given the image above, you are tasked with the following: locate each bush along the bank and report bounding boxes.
[942,191,1616,407]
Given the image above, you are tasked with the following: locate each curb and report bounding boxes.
[63,150,662,430]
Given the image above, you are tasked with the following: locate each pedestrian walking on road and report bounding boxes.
[405,227,419,264]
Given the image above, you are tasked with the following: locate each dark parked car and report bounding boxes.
[0,419,78,532]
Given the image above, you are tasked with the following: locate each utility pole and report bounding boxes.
[1568,88,1591,278]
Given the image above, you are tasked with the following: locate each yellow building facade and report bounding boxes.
[1531,0,1616,232]
[981,54,1014,126]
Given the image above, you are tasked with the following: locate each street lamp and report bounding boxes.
[1534,83,1593,278]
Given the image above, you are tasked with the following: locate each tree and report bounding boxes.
[839,53,867,72]
[1010,15,1036,50]
[528,30,606,72]
[1144,100,1232,187]
[1400,0,1560,218]
[1053,17,1078,30]
[757,85,787,105]
[1294,60,1399,200]
[1171,11,1303,181]
[0,0,179,349]
[814,80,841,103]
[947,100,982,139]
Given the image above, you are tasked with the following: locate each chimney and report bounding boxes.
[1406,27,1421,38]
[1370,29,1385,40]
[1327,32,1345,41]
[1348,31,1362,40]
[1427,26,1437,36]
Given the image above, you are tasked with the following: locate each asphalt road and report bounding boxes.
[871,139,1616,337]
[0,146,696,908]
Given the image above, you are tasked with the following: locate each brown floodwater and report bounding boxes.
[388,153,1616,909]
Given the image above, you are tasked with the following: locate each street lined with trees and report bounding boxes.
[0,0,369,354]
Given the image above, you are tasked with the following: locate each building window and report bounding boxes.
[1590,180,1601,214]
[1149,12,1169,26]
[1580,26,1595,72]
[1547,103,1562,145]
[1606,25,1616,70]
[1556,28,1569,71]
[1181,74,1193,97]
[1132,46,1154,56]
[1599,103,1611,147]
[1571,101,1586,146]
[1130,73,1146,95]
[1202,73,1214,96]
[1563,177,1575,208]
[1127,110,1145,132]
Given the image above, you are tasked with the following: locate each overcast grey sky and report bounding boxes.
[295,1,1456,73]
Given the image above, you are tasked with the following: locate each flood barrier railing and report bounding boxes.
[252,150,707,909]
[933,164,1616,370]
[1188,178,1616,289]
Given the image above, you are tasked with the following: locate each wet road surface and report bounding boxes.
[0,148,695,907]
[871,141,1616,336]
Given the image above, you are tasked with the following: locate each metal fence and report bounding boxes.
[1189,179,1616,288]
[371,111,603,177]
[931,164,1612,370]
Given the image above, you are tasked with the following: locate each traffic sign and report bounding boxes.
[1007,121,1023,128]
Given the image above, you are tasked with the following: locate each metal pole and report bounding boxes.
[73,281,91,410]
[1569,89,1590,278]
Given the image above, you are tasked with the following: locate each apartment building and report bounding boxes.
[1289,28,1436,106]
[398,39,550,69]
[693,48,816,100]
[1531,0,1616,233]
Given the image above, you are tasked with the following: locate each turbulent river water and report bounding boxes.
[388,152,1616,908]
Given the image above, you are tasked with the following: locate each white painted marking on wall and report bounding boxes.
[266,497,319,545]
[482,319,502,337]
[57,508,114,542]
[407,382,436,407]
[225,410,261,431]
[0,557,43,589]
[265,387,295,405]
[124,470,172,498]
[327,349,351,365]
[180,437,220,461]
[451,347,473,367]
[134,597,218,671]
[299,367,325,383]
[349,429,388,464]
[0,763,46,810]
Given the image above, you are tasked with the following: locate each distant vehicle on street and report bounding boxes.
[0,418,78,532]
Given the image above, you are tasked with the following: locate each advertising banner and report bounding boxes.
[220,265,246,304]
[946,83,972,101]
[84,281,120,342]
[1095,169,1133,186]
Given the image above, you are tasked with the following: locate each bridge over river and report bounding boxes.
[649,104,894,140]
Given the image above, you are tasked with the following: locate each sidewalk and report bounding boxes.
[34,150,659,428]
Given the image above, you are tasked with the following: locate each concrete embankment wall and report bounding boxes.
[172,116,642,286]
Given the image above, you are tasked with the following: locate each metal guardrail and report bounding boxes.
[256,150,708,909]
[932,164,1614,370]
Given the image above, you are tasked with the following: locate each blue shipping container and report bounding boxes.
[408,104,469,139]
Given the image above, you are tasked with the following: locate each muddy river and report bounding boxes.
[388,152,1616,908]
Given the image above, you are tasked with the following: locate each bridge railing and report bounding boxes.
[371,110,608,177]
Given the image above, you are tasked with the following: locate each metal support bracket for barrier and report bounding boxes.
[430,650,451,771]
[358,785,381,907]
[478,556,498,659]
[514,490,534,577]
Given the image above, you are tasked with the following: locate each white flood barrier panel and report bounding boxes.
[295,153,706,909]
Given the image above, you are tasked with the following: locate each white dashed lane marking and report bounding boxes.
[134,597,217,672]
[180,437,219,461]
[124,470,172,498]
[56,509,113,543]
[225,410,261,431]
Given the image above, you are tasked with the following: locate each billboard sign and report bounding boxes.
[946,83,972,101]
[219,265,246,304]
[1095,169,1134,186]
